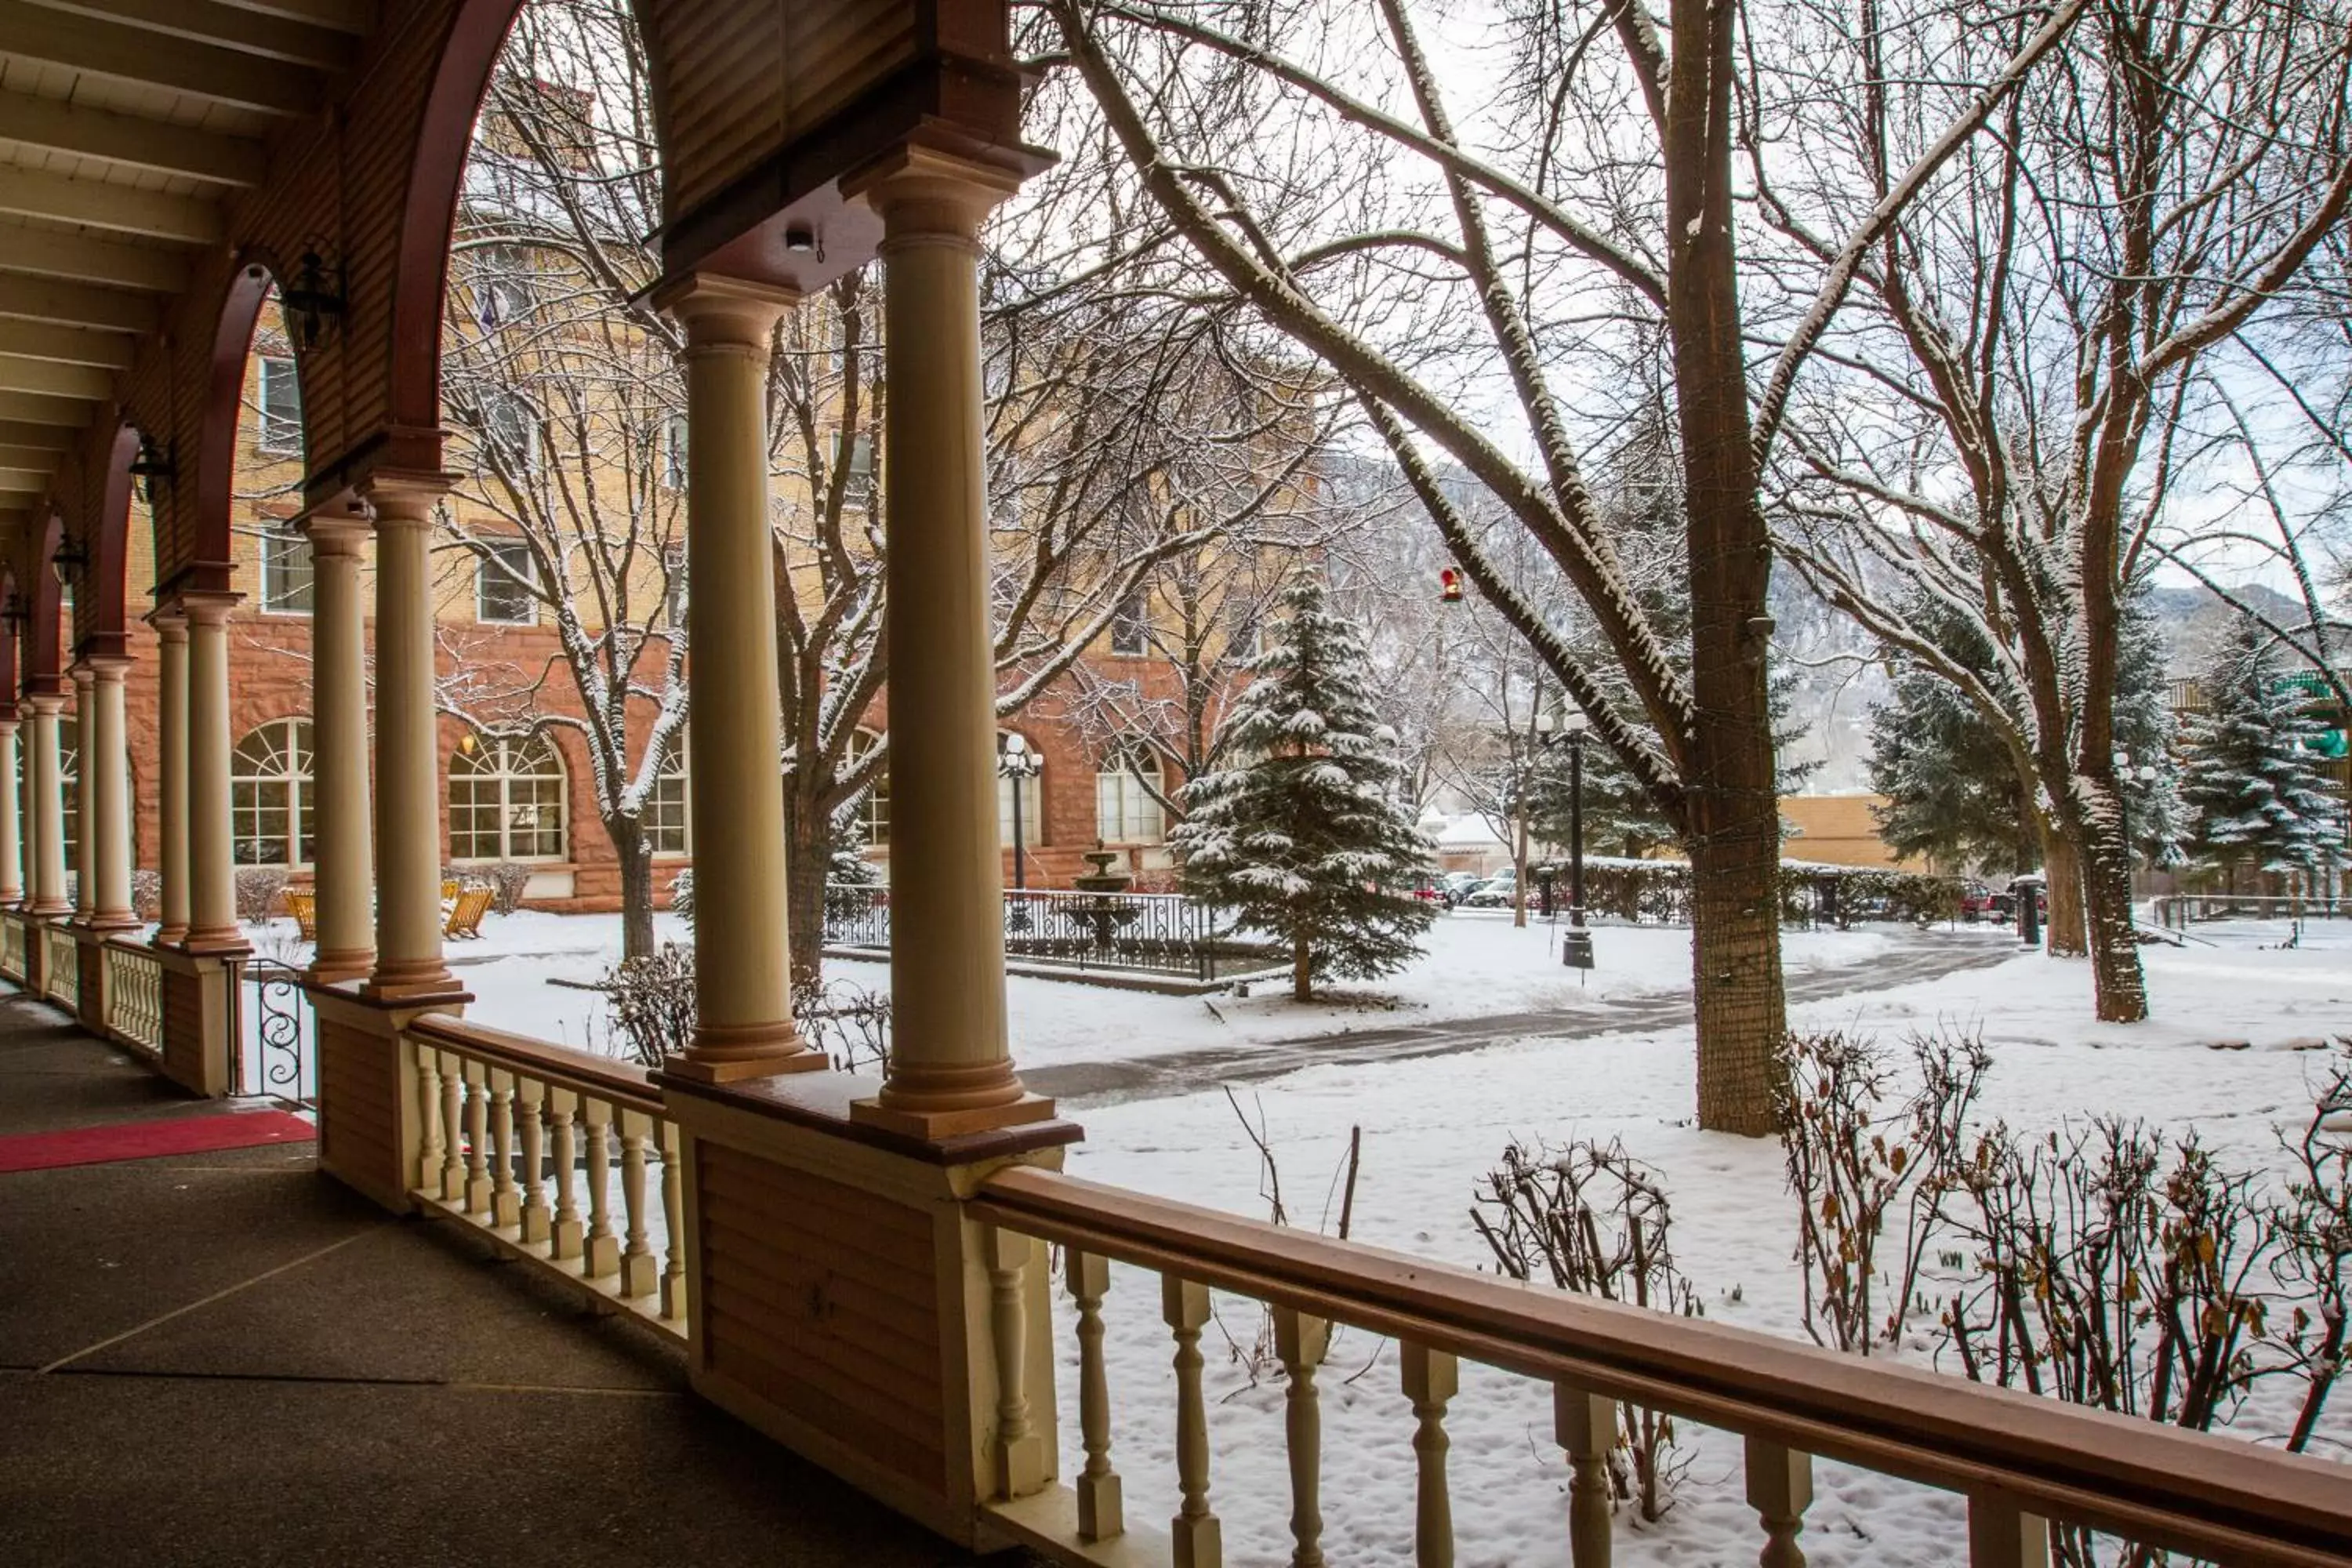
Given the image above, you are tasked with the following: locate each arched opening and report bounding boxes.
[449,730,569,862]
[85,425,143,660]
[231,718,316,869]
[197,260,299,580]
[848,728,890,848]
[646,731,689,855]
[1096,743,1166,846]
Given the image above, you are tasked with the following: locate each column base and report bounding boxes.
[154,922,187,946]
[363,956,463,1004]
[180,924,252,957]
[673,1018,826,1083]
[85,913,141,933]
[28,900,71,917]
[307,948,376,987]
[849,1091,1058,1140]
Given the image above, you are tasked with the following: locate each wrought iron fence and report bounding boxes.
[2154,893,2349,928]
[821,883,1281,982]
[234,959,315,1104]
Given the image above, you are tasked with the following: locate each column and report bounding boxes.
[851,150,1047,1136]
[153,613,189,944]
[70,662,93,921]
[26,693,67,916]
[361,481,456,1000]
[651,275,819,1080]
[86,657,134,928]
[181,593,245,951]
[306,519,374,983]
[0,710,22,906]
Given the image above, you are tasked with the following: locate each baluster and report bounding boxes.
[1272,1307,1328,1568]
[658,1120,686,1320]
[1555,1382,1615,1567]
[581,1097,619,1279]
[412,1042,445,1196]
[1068,1248,1123,1541]
[1967,1493,2050,1568]
[618,1109,656,1298]
[516,1076,550,1245]
[547,1088,583,1261]
[437,1051,466,1203]
[1164,1275,1221,1568]
[462,1060,492,1214]
[1402,1343,1457,1568]
[984,1226,1048,1497]
[1744,1437,1812,1568]
[488,1069,521,1228]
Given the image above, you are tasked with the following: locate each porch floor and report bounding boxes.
[0,989,1024,1567]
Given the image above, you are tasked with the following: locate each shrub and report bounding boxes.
[594,944,698,1067]
[235,866,289,926]
[669,867,693,926]
[793,975,891,1073]
[482,862,532,916]
[130,869,162,923]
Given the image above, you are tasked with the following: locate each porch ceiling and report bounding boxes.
[0,0,374,537]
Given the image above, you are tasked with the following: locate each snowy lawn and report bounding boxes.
[1053,929,2352,1567]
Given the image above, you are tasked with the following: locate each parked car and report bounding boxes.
[1988,873,2046,924]
[1461,874,1519,909]
[1958,880,1998,922]
[1439,871,1485,904]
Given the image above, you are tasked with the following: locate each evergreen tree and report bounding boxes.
[1173,582,1436,1000]
[2180,616,2343,885]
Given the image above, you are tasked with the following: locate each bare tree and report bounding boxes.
[1039,0,2084,1131]
[1773,0,2352,1020]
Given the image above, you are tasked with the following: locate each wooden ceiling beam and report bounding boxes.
[0,225,187,292]
[0,165,222,243]
[0,419,78,449]
[0,354,111,399]
[0,274,157,333]
[0,319,134,368]
[0,91,267,187]
[26,0,359,71]
[209,0,373,36]
[0,388,91,426]
[0,1,319,116]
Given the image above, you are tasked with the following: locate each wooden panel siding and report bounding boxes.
[317,1016,402,1206]
[160,963,205,1088]
[695,1142,948,1494]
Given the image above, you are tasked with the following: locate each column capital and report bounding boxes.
[85,656,131,684]
[652,273,799,350]
[23,692,64,717]
[67,661,94,688]
[147,610,188,643]
[303,516,372,557]
[846,145,1025,247]
[179,590,241,630]
[0,710,19,731]
[360,470,456,525]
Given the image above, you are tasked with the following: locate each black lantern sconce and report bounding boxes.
[0,591,24,637]
[49,535,89,588]
[281,247,347,351]
[128,433,176,504]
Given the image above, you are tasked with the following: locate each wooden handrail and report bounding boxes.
[406,1015,663,1116]
[974,1165,2352,1567]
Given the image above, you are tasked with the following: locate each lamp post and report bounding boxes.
[1536,704,1594,969]
[996,732,1043,891]
[2113,749,2160,923]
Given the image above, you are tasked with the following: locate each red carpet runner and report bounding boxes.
[0,1109,315,1174]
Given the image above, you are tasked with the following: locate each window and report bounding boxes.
[645,732,689,855]
[478,390,539,473]
[1110,588,1149,657]
[1095,745,1164,844]
[662,413,688,489]
[57,718,78,881]
[830,428,874,505]
[260,529,314,615]
[662,543,687,626]
[477,539,536,625]
[473,245,535,331]
[848,728,888,847]
[257,357,302,456]
[449,731,568,861]
[231,719,315,867]
[997,736,1042,848]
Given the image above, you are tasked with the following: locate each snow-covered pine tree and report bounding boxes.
[1173,581,1436,1001]
[2180,615,2343,889]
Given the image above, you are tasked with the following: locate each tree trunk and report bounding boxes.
[1689,826,1788,1135]
[784,790,830,995]
[1512,810,1530,928]
[1293,930,1312,1003]
[611,816,655,963]
[2074,784,2148,1023]
[2042,823,2087,956]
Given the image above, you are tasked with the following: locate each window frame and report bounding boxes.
[256,355,303,457]
[848,728,889,848]
[644,731,690,856]
[230,717,317,869]
[259,528,314,616]
[1109,588,1150,658]
[448,731,570,863]
[477,388,540,474]
[475,539,539,626]
[1094,745,1166,845]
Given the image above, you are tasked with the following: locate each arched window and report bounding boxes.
[848,728,888,847]
[449,732,568,862]
[56,718,78,878]
[997,732,1042,848]
[645,731,688,855]
[1095,744,1165,845]
[231,719,315,867]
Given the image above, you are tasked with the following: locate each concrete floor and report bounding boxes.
[0,991,1023,1567]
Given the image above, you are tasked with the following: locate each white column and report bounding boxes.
[181,593,244,951]
[153,613,189,944]
[0,713,22,906]
[69,662,93,921]
[850,149,1047,1137]
[26,692,67,916]
[305,518,374,983]
[87,656,134,928]
[361,481,457,1000]
[651,274,820,1080]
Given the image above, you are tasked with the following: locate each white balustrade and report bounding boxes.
[100,941,163,1053]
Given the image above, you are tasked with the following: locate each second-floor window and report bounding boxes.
[260,529,313,615]
[477,539,536,625]
[1110,588,1149,657]
[662,413,688,489]
[258,357,302,456]
[479,390,539,474]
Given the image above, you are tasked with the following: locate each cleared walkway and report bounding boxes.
[0,990,1021,1568]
